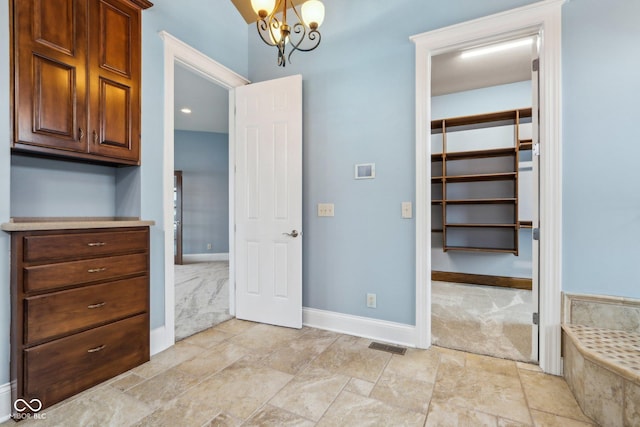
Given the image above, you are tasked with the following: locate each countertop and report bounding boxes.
[1,217,156,231]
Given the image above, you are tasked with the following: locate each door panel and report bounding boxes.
[14,0,88,152]
[88,0,140,161]
[235,75,303,329]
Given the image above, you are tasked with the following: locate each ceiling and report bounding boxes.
[174,64,229,133]
[432,38,535,96]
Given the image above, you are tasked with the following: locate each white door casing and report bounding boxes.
[411,0,564,375]
[160,31,249,355]
[235,75,303,329]
[530,34,541,362]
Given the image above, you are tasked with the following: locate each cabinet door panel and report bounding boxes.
[100,78,131,149]
[14,0,88,152]
[99,1,131,77]
[33,0,75,55]
[88,0,140,162]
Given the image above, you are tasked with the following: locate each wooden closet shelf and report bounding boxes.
[445,172,517,183]
[445,198,516,205]
[445,223,517,228]
[519,220,533,228]
[444,246,518,254]
[445,147,516,160]
[431,107,532,130]
[519,140,533,151]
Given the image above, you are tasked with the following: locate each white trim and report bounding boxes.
[0,382,11,422]
[150,326,170,356]
[411,0,565,375]
[182,253,230,263]
[160,31,249,352]
[303,308,416,348]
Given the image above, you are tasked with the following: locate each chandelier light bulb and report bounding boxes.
[301,0,325,29]
[251,0,276,18]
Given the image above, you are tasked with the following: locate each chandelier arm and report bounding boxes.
[290,27,321,53]
[256,19,277,47]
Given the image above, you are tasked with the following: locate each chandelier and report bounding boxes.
[251,0,325,67]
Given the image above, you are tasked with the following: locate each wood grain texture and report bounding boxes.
[432,270,532,290]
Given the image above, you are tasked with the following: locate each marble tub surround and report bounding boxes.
[562,293,640,427]
[0,216,155,231]
[563,293,640,333]
[5,319,594,427]
[431,280,534,362]
[174,261,232,341]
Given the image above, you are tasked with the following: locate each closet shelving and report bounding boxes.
[431,107,532,255]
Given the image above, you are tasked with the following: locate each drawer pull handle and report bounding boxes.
[87,345,106,353]
[87,242,106,247]
[87,267,107,273]
[87,302,106,309]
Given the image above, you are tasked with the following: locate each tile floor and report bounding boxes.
[9,319,596,427]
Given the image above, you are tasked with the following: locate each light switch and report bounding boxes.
[402,202,412,219]
[318,203,335,217]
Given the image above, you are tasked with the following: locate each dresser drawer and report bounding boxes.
[24,276,148,345]
[24,253,147,293]
[24,314,149,408]
[23,229,148,263]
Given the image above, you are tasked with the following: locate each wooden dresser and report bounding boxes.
[7,223,151,410]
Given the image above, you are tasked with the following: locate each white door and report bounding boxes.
[234,74,303,329]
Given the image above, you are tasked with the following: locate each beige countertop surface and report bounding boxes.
[1,217,155,231]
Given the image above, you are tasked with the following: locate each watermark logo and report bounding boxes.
[12,398,47,420]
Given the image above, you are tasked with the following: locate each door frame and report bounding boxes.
[174,170,183,265]
[160,31,250,351]
[411,0,565,375]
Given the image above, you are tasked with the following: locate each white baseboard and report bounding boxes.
[0,382,11,422]
[303,307,416,348]
[150,326,172,356]
[182,253,229,263]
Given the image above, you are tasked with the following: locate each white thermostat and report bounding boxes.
[355,163,375,179]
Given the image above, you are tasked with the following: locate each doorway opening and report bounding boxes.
[159,31,249,353]
[411,0,564,375]
[429,34,539,362]
[173,63,233,340]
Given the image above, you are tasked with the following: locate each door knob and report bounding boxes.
[283,230,302,238]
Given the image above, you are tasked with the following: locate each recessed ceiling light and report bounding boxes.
[461,38,533,59]
[180,108,192,114]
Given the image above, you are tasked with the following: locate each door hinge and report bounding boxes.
[533,143,540,156]
[532,58,539,72]
[533,228,540,241]
[532,312,539,325]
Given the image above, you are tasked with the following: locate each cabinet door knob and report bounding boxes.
[87,242,106,247]
[87,267,107,273]
[79,128,84,140]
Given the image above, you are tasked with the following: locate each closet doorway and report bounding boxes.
[429,34,539,362]
[173,63,233,340]
[412,1,564,375]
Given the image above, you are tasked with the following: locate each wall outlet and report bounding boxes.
[366,293,377,308]
[317,203,335,217]
[207,243,212,250]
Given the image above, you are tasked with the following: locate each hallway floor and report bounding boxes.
[174,261,232,341]
[11,319,595,427]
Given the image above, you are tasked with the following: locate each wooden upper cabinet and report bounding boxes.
[12,0,152,166]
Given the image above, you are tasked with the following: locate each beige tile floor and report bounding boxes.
[9,319,597,427]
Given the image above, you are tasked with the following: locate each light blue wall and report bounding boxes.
[0,0,11,385]
[562,0,640,298]
[140,0,248,328]
[431,81,533,279]
[248,0,538,324]
[11,156,116,216]
[175,131,229,254]
[432,81,532,120]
